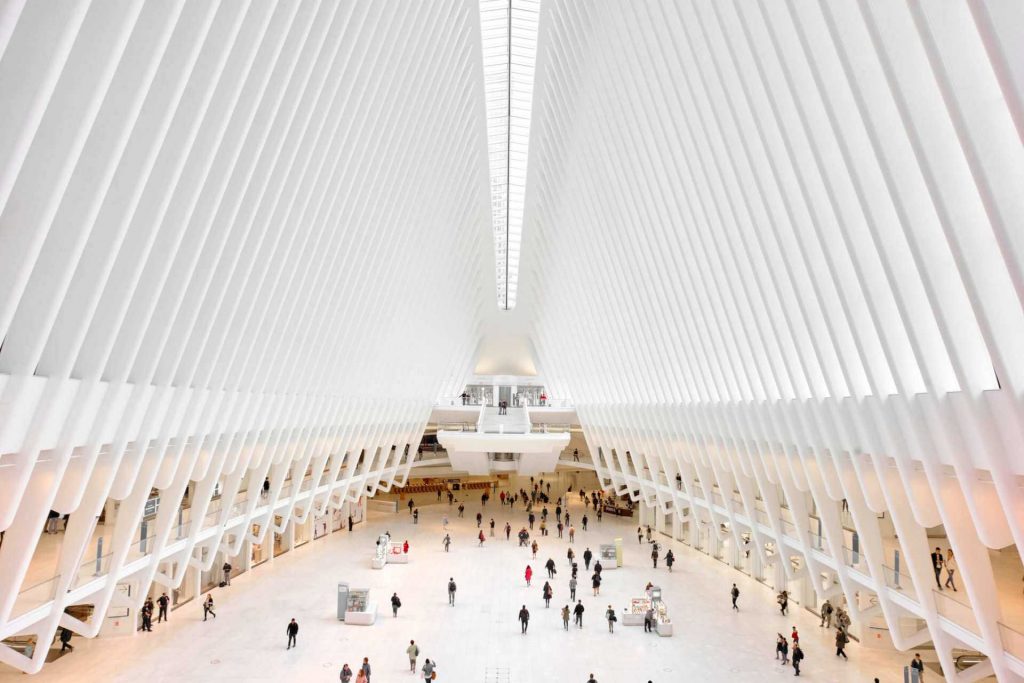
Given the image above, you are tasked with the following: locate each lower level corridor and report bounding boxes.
[0,484,912,682]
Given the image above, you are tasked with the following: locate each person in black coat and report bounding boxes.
[573,600,585,627]
[518,605,530,633]
[286,618,298,649]
[583,548,593,570]
[391,593,401,617]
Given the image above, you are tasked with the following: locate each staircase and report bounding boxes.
[479,406,530,434]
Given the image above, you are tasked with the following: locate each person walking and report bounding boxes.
[593,560,602,576]
[518,605,530,633]
[543,581,553,607]
[458,503,465,518]
[360,657,371,682]
[413,509,419,524]
[573,600,585,628]
[561,603,571,629]
[651,545,659,569]
[340,663,353,682]
[490,518,495,537]
[478,529,486,546]
[792,643,804,676]
[531,540,539,559]
[476,512,482,528]
[592,572,601,596]
[525,565,533,586]
[59,627,73,652]
[421,659,436,680]
[286,618,298,649]
[567,547,575,567]
[779,635,789,665]
[391,593,401,617]
[443,534,451,552]
[820,599,833,627]
[157,592,170,623]
[791,626,800,645]
[731,583,740,611]
[557,522,564,538]
[945,549,958,591]
[778,590,789,615]
[448,578,457,606]
[930,547,944,590]
[556,505,562,523]
[540,519,547,537]
[583,547,593,570]
[910,653,925,680]
[835,628,849,659]
[203,594,215,621]
[529,512,535,530]
[408,499,415,515]
[406,640,419,672]
[568,525,576,543]
[637,527,643,544]
[582,515,588,531]
[569,576,577,601]
[505,522,512,540]
[605,605,617,633]
[573,448,580,461]
[665,549,674,571]
[546,558,556,578]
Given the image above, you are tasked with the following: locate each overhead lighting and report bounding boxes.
[479,0,539,310]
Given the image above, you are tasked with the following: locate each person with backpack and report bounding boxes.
[731,583,740,611]
[391,593,401,617]
[447,578,456,605]
[792,643,804,676]
[518,605,530,633]
[406,640,419,672]
[605,605,617,633]
[203,594,215,621]
[820,599,833,627]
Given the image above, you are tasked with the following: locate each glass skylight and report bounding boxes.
[480,0,539,310]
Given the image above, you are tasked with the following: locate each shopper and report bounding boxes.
[820,599,833,627]
[360,657,371,682]
[546,558,556,578]
[778,635,789,664]
[443,534,451,552]
[945,549,958,591]
[391,593,401,617]
[605,605,616,633]
[567,547,575,566]
[557,522,564,538]
[519,605,530,633]
[525,565,533,586]
[644,607,655,633]
[731,583,740,611]
[835,628,849,659]
[286,618,298,649]
[448,578,457,605]
[203,594,215,621]
[651,546,659,569]
[421,659,436,680]
[406,640,419,672]
[531,540,539,559]
[930,547,944,590]
[910,653,925,680]
[569,576,577,601]
[665,549,674,571]
[792,643,804,676]
[543,581,553,607]
[59,627,73,652]
[155,592,170,623]
[592,572,601,596]
[778,590,789,615]
[561,604,571,630]
[573,600,585,627]
[583,548,593,570]
[340,663,353,682]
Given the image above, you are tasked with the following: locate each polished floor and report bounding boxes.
[4,492,912,682]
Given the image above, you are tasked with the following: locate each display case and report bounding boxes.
[387,542,409,564]
[622,597,650,626]
[599,543,618,569]
[344,588,376,625]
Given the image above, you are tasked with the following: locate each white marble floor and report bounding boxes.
[3,493,911,682]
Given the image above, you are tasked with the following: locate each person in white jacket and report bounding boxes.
[944,549,958,591]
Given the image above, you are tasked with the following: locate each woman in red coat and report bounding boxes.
[525,565,533,586]
[403,540,409,554]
